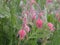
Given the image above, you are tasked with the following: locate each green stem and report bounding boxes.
[18,39,21,45]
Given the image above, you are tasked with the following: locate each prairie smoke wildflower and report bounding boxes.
[24,24,30,33]
[31,0,36,4]
[48,23,55,31]
[36,18,43,28]
[18,30,26,40]
[32,15,36,20]
[23,17,27,24]
[46,0,52,3]
[39,12,44,17]
[55,13,60,22]
[56,13,59,18]
[32,11,36,20]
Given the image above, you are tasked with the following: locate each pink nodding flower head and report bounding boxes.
[48,23,54,28]
[18,29,26,40]
[48,23,55,31]
[32,10,36,20]
[36,18,43,28]
[30,7,34,13]
[32,15,36,20]
[23,17,27,24]
[55,13,60,22]
[31,0,36,4]
[46,0,52,3]
[22,23,25,29]
[24,24,30,33]
[25,11,29,15]
[56,13,59,18]
[39,11,44,17]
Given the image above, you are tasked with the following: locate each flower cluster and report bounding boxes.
[17,0,58,41]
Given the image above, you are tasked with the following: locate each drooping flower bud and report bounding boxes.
[24,24,30,33]
[31,0,36,4]
[36,18,43,28]
[48,23,55,31]
[55,13,60,22]
[18,29,26,40]
[46,0,52,3]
